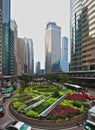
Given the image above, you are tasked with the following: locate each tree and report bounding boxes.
[18,75,32,88]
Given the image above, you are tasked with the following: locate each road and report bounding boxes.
[0,97,14,128]
[0,88,95,130]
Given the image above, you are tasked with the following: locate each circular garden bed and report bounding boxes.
[11,84,90,127]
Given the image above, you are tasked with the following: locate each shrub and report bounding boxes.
[26,110,38,118]
[73,101,90,108]
[12,98,18,102]
[53,90,60,97]
[12,101,21,108]
[17,104,27,113]
[73,101,84,107]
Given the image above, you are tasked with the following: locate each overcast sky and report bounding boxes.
[11,0,70,69]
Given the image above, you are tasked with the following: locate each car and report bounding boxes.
[4,93,12,98]
[0,105,4,117]
[91,100,95,106]
[5,121,32,130]
[6,87,13,93]
[0,87,5,92]
[82,92,95,100]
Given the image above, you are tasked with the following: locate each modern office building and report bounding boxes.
[51,60,69,73]
[61,36,68,61]
[27,38,34,75]
[35,61,41,75]
[17,38,25,75]
[45,22,61,73]
[71,0,95,71]
[9,20,18,75]
[2,0,10,75]
[24,38,34,75]
[70,0,82,71]
[0,0,2,74]
[17,37,34,75]
[81,0,95,71]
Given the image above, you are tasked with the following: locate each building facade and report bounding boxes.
[17,38,25,75]
[10,20,18,75]
[70,0,82,71]
[35,61,41,75]
[2,0,10,75]
[45,22,61,73]
[81,0,95,71]
[0,0,2,74]
[17,37,34,75]
[61,36,68,61]
[71,0,95,71]
[51,60,69,73]
[24,38,34,75]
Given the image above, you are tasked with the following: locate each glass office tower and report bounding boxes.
[2,0,10,75]
[71,0,95,71]
[81,0,95,71]
[0,0,2,74]
[45,22,61,73]
[71,0,83,71]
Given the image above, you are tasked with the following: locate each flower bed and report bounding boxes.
[65,93,87,101]
[47,104,80,120]
[12,85,90,122]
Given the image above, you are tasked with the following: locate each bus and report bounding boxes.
[64,83,82,92]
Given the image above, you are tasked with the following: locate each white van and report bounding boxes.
[84,106,95,130]
[5,121,32,130]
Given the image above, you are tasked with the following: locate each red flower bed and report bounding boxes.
[49,104,80,118]
[65,93,87,102]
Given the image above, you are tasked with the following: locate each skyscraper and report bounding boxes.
[2,0,10,75]
[35,61,41,75]
[10,20,18,75]
[61,36,68,61]
[81,0,95,71]
[0,0,2,74]
[70,0,82,71]
[17,38,25,75]
[45,22,61,73]
[24,38,34,75]
[17,37,34,75]
[71,0,95,71]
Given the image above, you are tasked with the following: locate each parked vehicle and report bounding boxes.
[5,121,32,130]
[82,92,95,100]
[84,106,95,130]
[4,93,12,98]
[0,87,5,92]
[6,87,13,93]
[0,105,4,117]
[91,100,95,106]
[64,83,82,92]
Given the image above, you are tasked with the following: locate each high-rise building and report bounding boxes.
[10,20,18,75]
[45,22,61,73]
[17,38,25,75]
[35,61,41,75]
[51,60,69,73]
[70,0,82,71]
[2,0,10,75]
[71,0,95,71]
[17,37,34,75]
[28,39,34,75]
[81,0,95,71]
[24,38,34,75]
[61,36,68,61]
[0,0,2,74]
